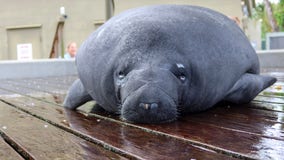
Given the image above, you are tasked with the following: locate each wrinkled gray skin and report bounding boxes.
[64,5,277,123]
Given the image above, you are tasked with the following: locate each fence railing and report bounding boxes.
[0,59,76,80]
[257,49,284,68]
[0,50,283,79]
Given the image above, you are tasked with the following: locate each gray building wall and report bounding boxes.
[114,0,243,18]
[0,0,244,60]
[0,0,105,60]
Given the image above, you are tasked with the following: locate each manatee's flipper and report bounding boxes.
[224,73,277,104]
[90,103,106,113]
[63,79,93,110]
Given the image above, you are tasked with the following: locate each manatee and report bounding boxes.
[63,5,277,123]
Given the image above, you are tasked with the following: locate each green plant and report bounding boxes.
[252,0,284,38]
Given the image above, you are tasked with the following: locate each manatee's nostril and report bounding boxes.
[140,103,150,110]
[150,103,158,109]
[139,102,158,110]
[139,103,145,108]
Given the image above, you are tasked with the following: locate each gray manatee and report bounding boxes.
[64,5,277,123]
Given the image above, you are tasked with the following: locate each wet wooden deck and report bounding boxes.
[0,70,283,160]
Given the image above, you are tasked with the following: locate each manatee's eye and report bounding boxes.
[176,63,185,69]
[175,63,187,82]
[118,71,126,79]
[178,74,186,81]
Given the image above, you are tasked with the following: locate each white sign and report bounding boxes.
[17,43,33,60]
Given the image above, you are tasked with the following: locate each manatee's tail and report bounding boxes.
[63,79,93,109]
[224,73,277,104]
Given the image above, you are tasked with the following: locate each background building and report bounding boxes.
[0,0,256,60]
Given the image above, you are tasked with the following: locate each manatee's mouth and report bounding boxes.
[121,115,177,124]
[119,85,178,124]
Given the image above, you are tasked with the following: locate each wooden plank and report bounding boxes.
[0,137,23,160]
[8,75,77,90]
[0,95,236,159]
[254,96,284,105]
[0,77,282,159]
[0,101,128,160]
[251,101,284,112]
[86,101,284,137]
[0,79,66,105]
[1,79,67,95]
[0,76,76,104]
[0,80,52,96]
[253,81,284,110]
[0,73,283,159]
[27,75,77,86]
[180,103,284,139]
[92,107,284,160]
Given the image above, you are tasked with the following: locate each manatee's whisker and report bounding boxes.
[116,104,123,114]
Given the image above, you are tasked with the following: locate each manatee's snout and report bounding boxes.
[121,83,178,123]
[117,65,183,124]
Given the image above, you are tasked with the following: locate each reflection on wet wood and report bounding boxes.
[0,101,127,160]
[0,72,283,159]
[88,104,284,160]
[1,95,231,159]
